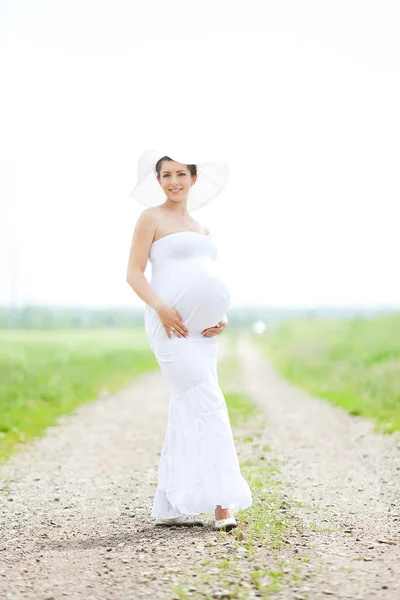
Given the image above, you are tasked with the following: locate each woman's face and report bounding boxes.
[157,160,197,202]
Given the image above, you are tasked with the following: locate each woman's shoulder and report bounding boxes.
[136,206,163,226]
[140,206,163,218]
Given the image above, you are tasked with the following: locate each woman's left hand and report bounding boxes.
[202,317,229,337]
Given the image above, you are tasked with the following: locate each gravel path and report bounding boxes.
[0,369,177,599]
[0,342,233,600]
[0,366,228,600]
[238,336,400,600]
[1,336,400,600]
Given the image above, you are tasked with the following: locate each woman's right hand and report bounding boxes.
[155,303,189,339]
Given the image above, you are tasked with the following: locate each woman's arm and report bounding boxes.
[126,209,164,310]
[126,209,189,338]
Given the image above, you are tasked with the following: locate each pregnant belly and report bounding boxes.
[152,266,231,333]
[178,274,231,331]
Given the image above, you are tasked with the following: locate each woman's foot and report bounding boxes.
[155,515,204,526]
[215,506,234,521]
[214,505,237,531]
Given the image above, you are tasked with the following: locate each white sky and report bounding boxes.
[1,0,399,309]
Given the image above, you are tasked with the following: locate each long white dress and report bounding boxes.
[144,231,252,518]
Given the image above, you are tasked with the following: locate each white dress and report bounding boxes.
[144,231,252,518]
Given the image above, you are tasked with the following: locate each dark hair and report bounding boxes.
[155,155,197,178]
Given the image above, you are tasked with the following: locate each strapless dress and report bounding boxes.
[144,231,252,518]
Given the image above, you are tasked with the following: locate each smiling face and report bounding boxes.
[157,159,197,203]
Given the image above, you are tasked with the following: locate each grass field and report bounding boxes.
[256,313,400,434]
[0,329,157,461]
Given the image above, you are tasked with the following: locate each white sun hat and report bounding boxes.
[129,148,229,212]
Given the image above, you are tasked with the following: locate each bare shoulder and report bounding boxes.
[136,206,159,225]
[134,207,160,233]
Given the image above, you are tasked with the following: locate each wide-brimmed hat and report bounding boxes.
[129,148,228,212]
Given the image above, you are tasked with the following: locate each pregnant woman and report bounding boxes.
[126,149,252,530]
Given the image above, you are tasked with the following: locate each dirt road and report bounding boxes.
[238,336,400,599]
[1,336,399,599]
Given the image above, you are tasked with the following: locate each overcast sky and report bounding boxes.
[1,0,399,309]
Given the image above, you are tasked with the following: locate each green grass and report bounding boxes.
[0,328,157,460]
[256,314,400,433]
[225,392,259,427]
